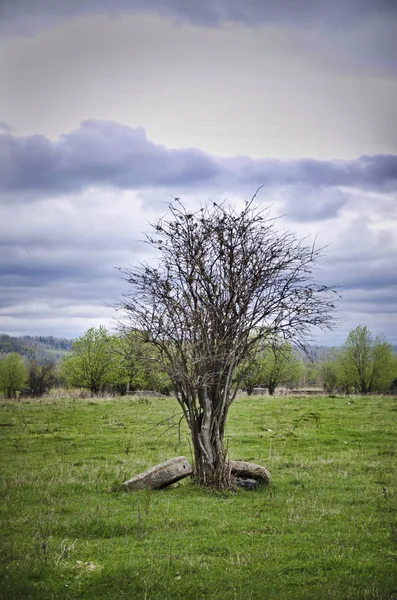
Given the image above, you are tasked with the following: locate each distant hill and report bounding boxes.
[0,334,73,363]
[295,345,338,362]
[299,344,397,361]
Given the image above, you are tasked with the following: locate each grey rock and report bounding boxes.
[122,456,192,491]
[229,460,270,485]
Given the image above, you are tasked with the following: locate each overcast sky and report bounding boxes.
[0,0,396,345]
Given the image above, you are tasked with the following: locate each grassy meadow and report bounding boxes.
[0,393,396,599]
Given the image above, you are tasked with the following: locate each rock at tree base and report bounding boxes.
[235,477,258,490]
[122,456,192,491]
[229,460,270,486]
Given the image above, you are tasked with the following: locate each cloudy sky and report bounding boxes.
[0,0,396,345]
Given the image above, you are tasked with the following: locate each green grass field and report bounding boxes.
[1,394,396,599]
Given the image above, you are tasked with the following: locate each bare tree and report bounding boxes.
[119,197,338,488]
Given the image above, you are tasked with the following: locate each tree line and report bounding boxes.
[0,327,172,398]
[0,327,303,398]
[1,325,396,400]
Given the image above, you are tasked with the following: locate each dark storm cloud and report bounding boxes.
[1,121,396,204]
[1,0,395,35]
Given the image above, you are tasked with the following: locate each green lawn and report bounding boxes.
[0,394,396,599]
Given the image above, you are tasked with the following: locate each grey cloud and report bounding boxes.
[1,120,396,201]
[2,0,396,87]
[280,185,348,222]
[338,288,397,345]
[0,187,153,338]
[0,121,13,133]
[0,182,396,342]
[317,220,397,306]
[342,288,397,315]
[1,0,395,35]
[0,242,128,337]
[341,269,397,292]
[224,155,397,190]
[0,121,218,195]
[327,262,397,297]
[0,121,396,343]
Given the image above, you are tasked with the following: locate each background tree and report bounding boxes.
[239,349,268,396]
[299,361,321,387]
[119,198,338,488]
[102,334,133,395]
[60,328,171,396]
[319,356,339,393]
[27,358,58,397]
[0,353,27,398]
[115,331,172,395]
[337,325,397,394]
[61,326,114,394]
[263,341,303,395]
[241,339,303,395]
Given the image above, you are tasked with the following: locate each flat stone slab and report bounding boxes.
[122,456,192,491]
[229,460,270,485]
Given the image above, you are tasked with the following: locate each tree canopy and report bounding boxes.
[61,326,114,394]
[337,325,397,394]
[0,353,27,398]
[27,358,57,397]
[240,339,303,395]
[60,327,171,395]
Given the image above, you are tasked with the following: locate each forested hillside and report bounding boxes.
[0,334,73,362]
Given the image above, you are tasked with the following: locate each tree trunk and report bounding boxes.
[188,394,233,489]
[191,428,230,488]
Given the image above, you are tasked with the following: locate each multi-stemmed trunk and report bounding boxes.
[191,412,228,487]
[177,386,234,489]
